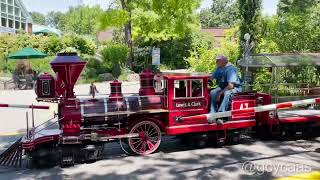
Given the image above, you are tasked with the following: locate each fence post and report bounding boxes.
[31,104,35,128]
[26,112,29,139]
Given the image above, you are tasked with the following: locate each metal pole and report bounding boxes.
[26,112,29,139]
[31,104,35,128]
[0,103,49,109]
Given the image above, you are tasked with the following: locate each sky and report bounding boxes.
[22,0,279,16]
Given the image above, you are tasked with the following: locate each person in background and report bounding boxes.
[209,55,242,115]
[89,82,99,98]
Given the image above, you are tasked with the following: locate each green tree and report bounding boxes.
[238,0,262,53]
[309,3,320,51]
[255,15,279,53]
[63,5,104,35]
[46,11,66,30]
[100,0,201,68]
[277,0,318,15]
[30,12,46,25]
[273,14,313,52]
[187,27,239,73]
[266,0,320,52]
[199,9,214,28]
[200,0,239,28]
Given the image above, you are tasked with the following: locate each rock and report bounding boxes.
[127,73,140,82]
[98,73,114,81]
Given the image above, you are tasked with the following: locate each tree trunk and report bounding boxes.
[120,0,133,69]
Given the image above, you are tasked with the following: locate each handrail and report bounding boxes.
[0,103,50,109]
[32,117,62,136]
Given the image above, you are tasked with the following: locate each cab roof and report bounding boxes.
[161,72,210,80]
[238,53,320,67]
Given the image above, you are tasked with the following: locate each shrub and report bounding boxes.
[0,34,97,73]
[134,31,213,71]
[100,42,129,78]
[187,28,240,73]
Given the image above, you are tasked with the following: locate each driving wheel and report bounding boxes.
[128,121,161,155]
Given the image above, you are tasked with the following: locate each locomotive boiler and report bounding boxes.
[27,52,169,167]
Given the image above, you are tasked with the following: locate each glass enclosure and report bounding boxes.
[238,53,320,103]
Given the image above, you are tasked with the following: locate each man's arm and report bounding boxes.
[216,68,237,98]
[210,69,218,80]
[217,83,234,97]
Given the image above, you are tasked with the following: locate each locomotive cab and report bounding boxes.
[162,73,210,127]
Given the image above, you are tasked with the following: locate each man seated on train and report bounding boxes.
[209,55,242,114]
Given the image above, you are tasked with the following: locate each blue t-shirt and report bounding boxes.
[212,64,241,88]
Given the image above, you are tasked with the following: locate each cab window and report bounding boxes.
[191,80,203,97]
[174,80,187,98]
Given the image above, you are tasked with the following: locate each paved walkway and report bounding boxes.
[0,137,319,180]
[0,81,140,135]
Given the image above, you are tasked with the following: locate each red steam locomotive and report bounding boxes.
[1,52,319,168]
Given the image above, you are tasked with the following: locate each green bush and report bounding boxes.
[187,49,217,73]
[187,28,240,73]
[134,31,213,71]
[252,68,272,93]
[0,33,97,73]
[100,42,129,78]
[83,42,129,80]
[61,34,96,55]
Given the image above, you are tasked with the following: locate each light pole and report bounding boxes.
[241,33,254,91]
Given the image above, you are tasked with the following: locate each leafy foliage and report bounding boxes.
[0,34,96,73]
[277,0,319,15]
[254,16,279,53]
[257,1,320,53]
[252,68,272,93]
[84,42,129,79]
[272,14,313,52]
[131,0,201,42]
[238,0,262,53]
[46,11,66,30]
[99,0,201,67]
[200,0,239,28]
[101,42,129,78]
[58,5,104,35]
[100,0,201,42]
[99,10,129,29]
[30,12,46,25]
[187,28,240,73]
[131,31,213,71]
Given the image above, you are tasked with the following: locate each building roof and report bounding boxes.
[32,24,62,36]
[15,0,33,23]
[97,29,113,42]
[200,27,230,37]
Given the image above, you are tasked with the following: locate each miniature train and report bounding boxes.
[1,52,320,168]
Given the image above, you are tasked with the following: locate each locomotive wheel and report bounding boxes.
[128,121,161,155]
